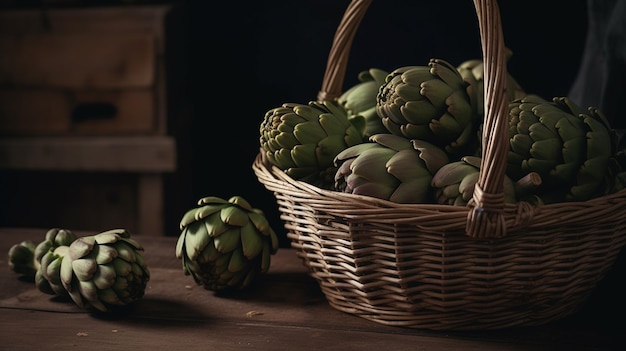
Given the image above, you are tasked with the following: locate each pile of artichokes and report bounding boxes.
[259,56,626,205]
[7,228,150,313]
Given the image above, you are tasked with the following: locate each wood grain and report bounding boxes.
[0,228,624,351]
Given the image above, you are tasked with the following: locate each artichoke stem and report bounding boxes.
[514,172,542,199]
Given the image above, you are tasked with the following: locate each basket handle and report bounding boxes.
[318,0,510,239]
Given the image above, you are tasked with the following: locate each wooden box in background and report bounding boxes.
[0,5,187,236]
[0,5,168,135]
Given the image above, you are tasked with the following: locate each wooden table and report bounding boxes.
[1,228,625,350]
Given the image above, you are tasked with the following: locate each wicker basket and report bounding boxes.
[253,0,626,330]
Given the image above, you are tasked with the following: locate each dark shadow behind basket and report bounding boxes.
[253,0,626,330]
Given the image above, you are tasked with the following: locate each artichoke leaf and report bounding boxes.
[395,82,425,102]
[70,237,95,260]
[525,158,558,176]
[293,121,327,144]
[93,264,116,289]
[386,149,431,181]
[248,211,271,235]
[112,258,133,276]
[72,258,98,281]
[240,222,263,259]
[93,230,123,245]
[94,245,118,265]
[290,143,317,168]
[530,138,562,161]
[400,99,438,124]
[390,178,433,203]
[213,227,241,253]
[419,79,454,107]
[220,206,248,227]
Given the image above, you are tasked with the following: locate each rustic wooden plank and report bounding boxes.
[0,308,568,351]
[0,90,70,134]
[0,228,624,351]
[0,33,155,89]
[0,5,169,38]
[71,90,155,135]
[138,174,165,236]
[0,136,176,172]
[0,89,155,136]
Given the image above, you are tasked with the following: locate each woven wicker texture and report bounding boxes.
[253,0,626,330]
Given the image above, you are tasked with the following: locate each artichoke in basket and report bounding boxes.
[60,229,150,312]
[605,129,626,193]
[507,95,615,203]
[334,133,449,203]
[176,196,279,292]
[376,58,479,157]
[34,228,78,296]
[259,100,365,188]
[431,155,541,206]
[338,68,390,138]
[456,52,527,120]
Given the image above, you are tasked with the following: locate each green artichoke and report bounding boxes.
[507,95,615,203]
[38,246,72,297]
[60,229,150,312]
[338,68,390,138]
[456,54,527,120]
[606,129,626,193]
[8,240,37,277]
[259,100,365,188]
[376,58,478,157]
[175,196,279,292]
[431,156,519,206]
[34,228,77,295]
[334,133,449,203]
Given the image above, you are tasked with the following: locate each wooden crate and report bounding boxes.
[0,5,168,136]
[0,5,183,236]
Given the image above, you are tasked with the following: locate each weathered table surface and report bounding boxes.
[1,227,625,351]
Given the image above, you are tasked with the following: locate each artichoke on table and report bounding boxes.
[34,228,78,296]
[8,240,37,277]
[176,196,279,292]
[60,229,150,312]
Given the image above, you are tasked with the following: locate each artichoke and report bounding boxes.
[606,129,626,193]
[338,68,390,138]
[456,53,527,120]
[431,156,523,206]
[507,95,615,203]
[60,229,150,312]
[376,58,478,157]
[34,228,77,295]
[334,133,449,203]
[8,240,37,277]
[259,100,365,188]
[175,196,279,292]
[38,246,72,297]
